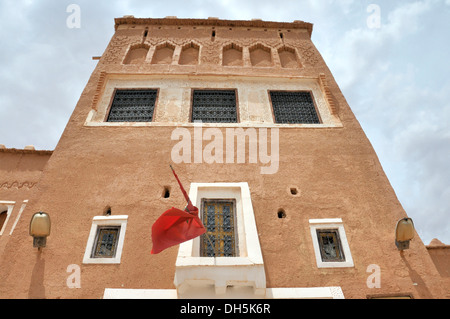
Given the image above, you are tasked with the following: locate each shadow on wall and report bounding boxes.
[28,252,45,299]
[400,252,433,298]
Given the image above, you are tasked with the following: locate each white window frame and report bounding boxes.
[174,182,266,296]
[0,201,15,235]
[309,218,354,268]
[83,215,128,264]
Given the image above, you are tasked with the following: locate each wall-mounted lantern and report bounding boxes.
[29,212,51,249]
[395,217,414,250]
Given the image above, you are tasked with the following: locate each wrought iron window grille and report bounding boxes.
[191,90,238,123]
[91,226,121,258]
[316,229,345,262]
[107,89,157,122]
[200,199,238,257]
[269,91,320,124]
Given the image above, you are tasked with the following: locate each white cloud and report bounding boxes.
[316,0,450,244]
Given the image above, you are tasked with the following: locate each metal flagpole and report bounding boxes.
[171,165,217,257]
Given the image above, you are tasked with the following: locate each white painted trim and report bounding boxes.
[9,200,28,235]
[82,215,128,264]
[309,218,354,268]
[0,201,15,205]
[267,286,345,299]
[103,286,345,299]
[309,218,343,224]
[103,288,178,299]
[85,121,342,128]
[0,201,15,235]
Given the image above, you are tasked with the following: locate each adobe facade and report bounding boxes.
[0,17,448,299]
[0,146,52,255]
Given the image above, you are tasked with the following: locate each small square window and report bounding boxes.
[316,229,345,262]
[309,218,354,268]
[106,89,157,122]
[83,215,128,264]
[269,91,320,124]
[91,226,121,258]
[191,90,238,123]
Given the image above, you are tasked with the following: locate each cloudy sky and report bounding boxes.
[0,0,449,245]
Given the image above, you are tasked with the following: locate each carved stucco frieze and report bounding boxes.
[0,181,38,189]
[102,32,320,68]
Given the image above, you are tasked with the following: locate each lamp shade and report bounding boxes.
[395,218,414,242]
[29,212,51,237]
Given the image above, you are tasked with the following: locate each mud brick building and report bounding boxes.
[0,16,448,299]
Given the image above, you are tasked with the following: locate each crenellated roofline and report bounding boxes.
[114,16,313,37]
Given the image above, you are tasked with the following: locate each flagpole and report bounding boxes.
[170,164,217,257]
[170,164,195,213]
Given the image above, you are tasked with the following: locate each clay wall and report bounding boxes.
[0,148,51,261]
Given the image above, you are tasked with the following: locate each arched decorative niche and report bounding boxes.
[249,43,272,67]
[179,42,200,65]
[123,44,149,65]
[278,45,301,68]
[151,42,175,65]
[222,43,243,66]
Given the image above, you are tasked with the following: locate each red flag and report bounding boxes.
[151,166,206,254]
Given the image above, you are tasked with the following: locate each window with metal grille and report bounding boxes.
[106,89,157,122]
[316,229,345,262]
[269,91,320,124]
[91,226,121,258]
[200,199,237,257]
[191,90,238,123]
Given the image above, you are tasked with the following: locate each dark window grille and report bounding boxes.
[316,229,345,262]
[192,90,238,123]
[270,91,320,124]
[200,199,237,257]
[107,89,157,122]
[91,226,120,258]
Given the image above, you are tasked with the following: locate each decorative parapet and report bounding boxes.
[0,147,53,155]
[114,17,313,37]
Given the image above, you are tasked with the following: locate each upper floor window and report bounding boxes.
[191,89,238,123]
[269,91,320,124]
[106,89,158,122]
